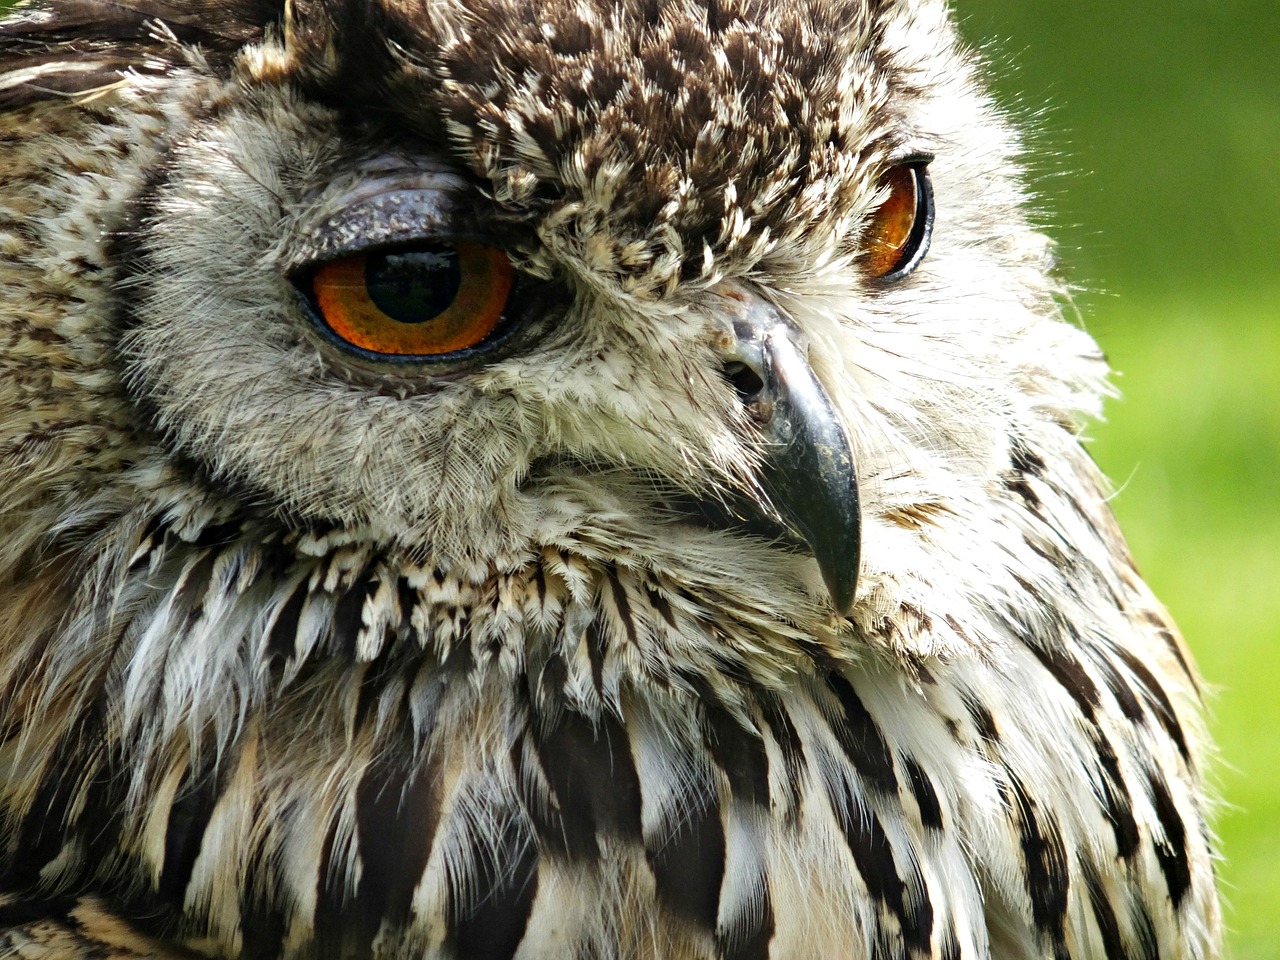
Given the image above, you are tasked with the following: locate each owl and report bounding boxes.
[0,0,1221,958]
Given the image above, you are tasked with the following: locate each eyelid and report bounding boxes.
[287,188,483,274]
[313,166,468,210]
[888,150,936,168]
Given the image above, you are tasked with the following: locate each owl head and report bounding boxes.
[2,0,1107,666]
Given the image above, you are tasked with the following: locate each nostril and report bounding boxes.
[722,361,765,405]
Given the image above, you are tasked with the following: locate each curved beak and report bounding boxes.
[712,288,861,614]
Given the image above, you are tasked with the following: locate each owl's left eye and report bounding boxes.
[861,161,935,281]
[304,240,516,360]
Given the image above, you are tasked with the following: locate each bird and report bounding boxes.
[0,0,1222,958]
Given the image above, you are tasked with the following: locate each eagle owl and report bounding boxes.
[0,0,1221,958]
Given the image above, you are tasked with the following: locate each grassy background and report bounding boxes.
[2,0,1275,955]
[958,3,1280,957]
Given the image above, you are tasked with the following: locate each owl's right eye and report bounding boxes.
[303,240,517,360]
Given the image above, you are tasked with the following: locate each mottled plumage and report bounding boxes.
[0,1,1220,958]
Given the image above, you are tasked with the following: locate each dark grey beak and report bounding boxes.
[712,288,861,614]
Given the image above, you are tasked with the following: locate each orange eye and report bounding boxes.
[309,240,515,358]
[862,163,934,280]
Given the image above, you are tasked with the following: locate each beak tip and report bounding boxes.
[824,570,857,617]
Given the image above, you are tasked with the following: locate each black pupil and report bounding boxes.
[365,248,460,323]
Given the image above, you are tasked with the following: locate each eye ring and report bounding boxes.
[861,161,935,281]
[302,240,518,362]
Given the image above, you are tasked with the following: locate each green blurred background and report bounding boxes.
[958,2,1280,957]
[1,0,1275,955]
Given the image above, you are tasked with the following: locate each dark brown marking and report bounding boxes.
[701,699,769,808]
[1010,438,1046,477]
[1009,775,1069,941]
[396,574,418,628]
[312,815,343,944]
[529,709,643,861]
[352,638,413,735]
[901,864,936,959]
[819,763,930,955]
[586,620,607,696]
[1029,643,1101,720]
[533,562,547,606]
[1082,859,1133,960]
[962,696,1000,745]
[331,570,376,659]
[757,693,806,818]
[943,615,971,651]
[902,755,943,830]
[645,584,678,629]
[159,761,221,901]
[938,927,962,960]
[0,894,78,927]
[535,652,568,704]
[239,895,288,960]
[1131,899,1161,960]
[172,550,216,627]
[1004,474,1040,509]
[126,517,166,571]
[603,563,638,646]
[265,580,308,664]
[188,520,243,550]
[1092,732,1140,859]
[718,886,775,960]
[1147,773,1191,908]
[1117,649,1191,763]
[827,673,898,794]
[1095,655,1145,722]
[648,791,725,934]
[1024,535,1069,570]
[354,756,445,933]
[1141,611,1194,682]
[446,818,538,960]
[5,714,113,891]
